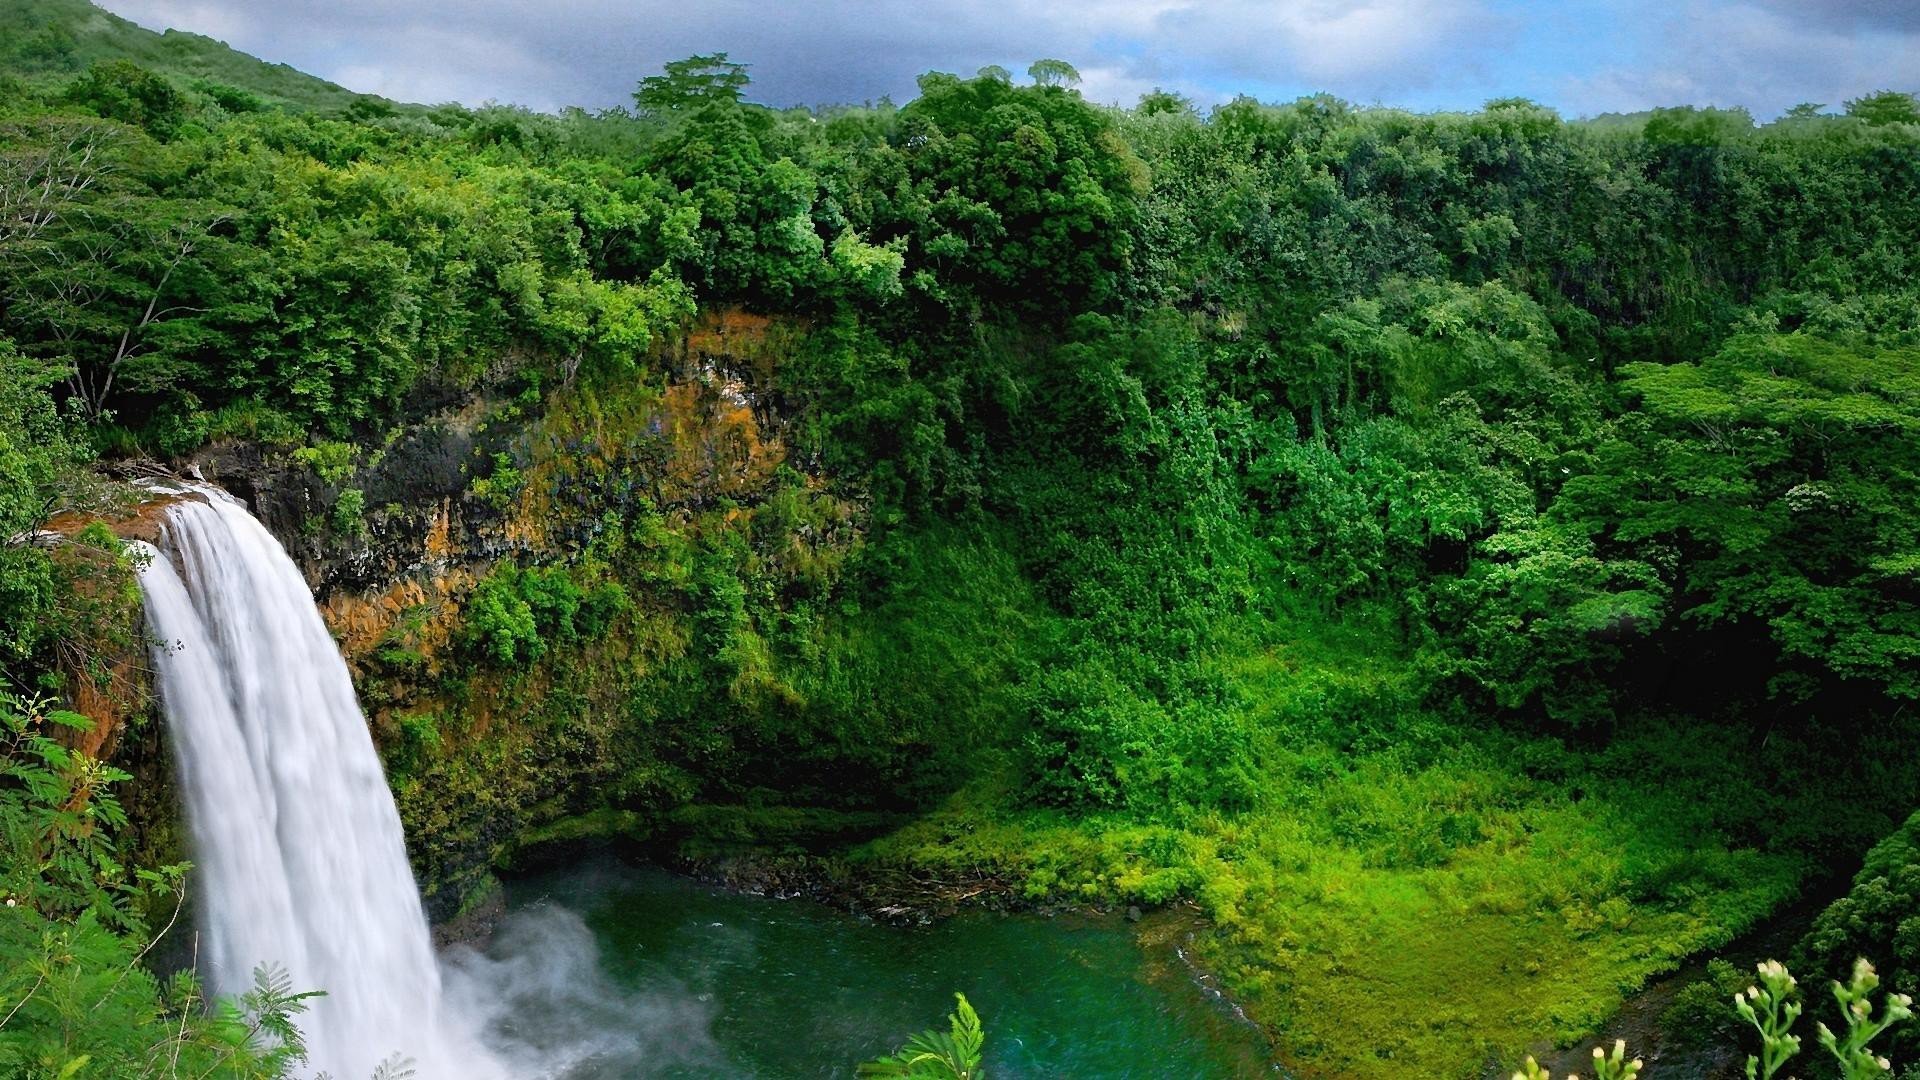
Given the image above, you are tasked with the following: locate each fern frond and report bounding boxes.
[856,993,987,1079]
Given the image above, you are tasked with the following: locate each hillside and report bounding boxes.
[0,0,376,110]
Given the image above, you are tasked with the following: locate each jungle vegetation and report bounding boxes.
[3,0,1920,1074]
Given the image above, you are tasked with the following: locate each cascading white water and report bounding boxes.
[135,486,505,1080]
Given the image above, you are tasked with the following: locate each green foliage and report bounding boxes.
[7,23,1920,1080]
[1018,659,1152,810]
[1025,59,1080,88]
[330,487,366,537]
[0,696,131,919]
[0,907,317,1079]
[1515,958,1916,1080]
[1800,811,1920,1009]
[1578,334,1920,700]
[0,349,136,679]
[1016,649,1257,814]
[633,53,751,116]
[1661,957,1749,1047]
[62,60,186,138]
[1644,104,1754,147]
[384,712,441,781]
[883,67,1142,314]
[1816,959,1914,1078]
[461,568,553,666]
[829,229,907,301]
[641,104,828,304]
[3,22,78,75]
[1135,89,1195,117]
[1846,92,1920,127]
[1515,1040,1641,1080]
[468,453,523,511]
[458,562,622,667]
[1739,960,1804,1079]
[857,993,985,1080]
[292,440,356,485]
[0,343,77,669]
[0,0,366,110]
[0,691,297,1078]
[1709,957,1918,1080]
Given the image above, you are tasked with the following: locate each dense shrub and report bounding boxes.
[1800,811,1920,1001]
[458,562,630,666]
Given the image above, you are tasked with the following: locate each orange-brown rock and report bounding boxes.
[43,492,189,545]
[65,648,144,759]
[321,566,475,677]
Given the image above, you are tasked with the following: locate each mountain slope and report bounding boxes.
[0,0,373,110]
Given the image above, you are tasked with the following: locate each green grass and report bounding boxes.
[838,598,1819,1078]
[856,730,1803,1077]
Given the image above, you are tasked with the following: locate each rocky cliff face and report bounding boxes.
[106,309,865,923]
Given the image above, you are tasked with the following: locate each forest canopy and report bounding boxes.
[4,4,1920,1073]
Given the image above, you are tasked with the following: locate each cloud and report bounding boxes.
[89,0,1920,117]
[1151,0,1507,88]
[325,26,558,106]
[1748,0,1920,33]
[94,0,1514,110]
[1561,0,1920,117]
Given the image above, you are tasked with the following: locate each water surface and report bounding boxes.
[454,858,1276,1078]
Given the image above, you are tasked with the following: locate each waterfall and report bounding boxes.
[135,486,504,1080]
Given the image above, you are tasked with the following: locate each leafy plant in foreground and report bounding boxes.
[1511,958,1912,1080]
[1514,1040,1641,1080]
[857,993,985,1080]
[1737,960,1803,1079]
[1814,959,1914,1079]
[0,690,314,1078]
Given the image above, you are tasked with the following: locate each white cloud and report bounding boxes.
[1154,0,1504,85]
[1562,0,1920,117]
[100,0,251,41]
[1075,63,1193,108]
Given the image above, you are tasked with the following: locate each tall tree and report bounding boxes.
[633,53,752,116]
[1027,58,1081,88]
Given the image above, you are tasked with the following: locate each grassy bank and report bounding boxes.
[852,722,1807,1077]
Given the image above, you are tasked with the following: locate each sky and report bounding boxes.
[94,0,1920,119]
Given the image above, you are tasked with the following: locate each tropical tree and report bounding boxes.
[634,53,752,116]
